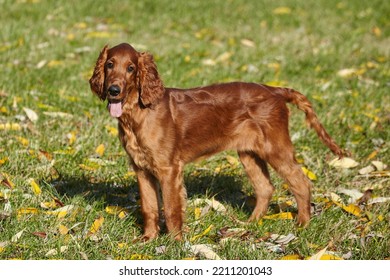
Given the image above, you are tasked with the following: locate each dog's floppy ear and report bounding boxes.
[137,52,164,107]
[89,45,109,101]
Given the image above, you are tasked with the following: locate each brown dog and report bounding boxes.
[89,43,343,240]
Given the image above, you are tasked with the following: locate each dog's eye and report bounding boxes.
[127,66,134,73]
[106,62,114,69]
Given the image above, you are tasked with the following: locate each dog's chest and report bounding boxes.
[118,122,153,170]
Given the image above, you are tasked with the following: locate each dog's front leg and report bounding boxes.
[136,169,161,240]
[158,165,186,240]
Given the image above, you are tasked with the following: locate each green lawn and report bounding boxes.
[0,0,389,260]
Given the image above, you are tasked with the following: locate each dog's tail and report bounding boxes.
[279,87,344,157]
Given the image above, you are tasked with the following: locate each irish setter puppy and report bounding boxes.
[89,43,343,240]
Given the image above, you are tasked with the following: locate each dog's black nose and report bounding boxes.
[108,85,121,96]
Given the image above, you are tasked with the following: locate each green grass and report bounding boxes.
[0,0,389,260]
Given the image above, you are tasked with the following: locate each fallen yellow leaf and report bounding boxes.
[86,31,114,38]
[318,254,343,260]
[194,207,202,220]
[88,216,104,235]
[118,211,127,219]
[0,157,8,165]
[330,193,362,217]
[280,254,301,260]
[105,125,118,136]
[129,254,151,260]
[301,167,317,181]
[95,144,105,157]
[273,6,292,15]
[0,123,21,131]
[57,211,68,219]
[74,22,87,29]
[123,171,136,179]
[15,136,29,146]
[53,148,75,155]
[267,62,281,73]
[190,224,214,242]
[40,200,58,209]
[67,131,77,145]
[105,206,124,215]
[342,204,362,217]
[28,178,41,196]
[58,224,69,235]
[226,155,239,166]
[352,124,364,132]
[17,207,39,219]
[47,60,64,67]
[265,80,288,87]
[45,205,74,218]
[372,26,381,37]
[79,163,99,171]
[263,212,294,220]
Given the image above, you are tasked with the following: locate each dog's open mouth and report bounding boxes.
[107,101,123,118]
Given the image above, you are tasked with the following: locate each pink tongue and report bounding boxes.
[108,102,123,118]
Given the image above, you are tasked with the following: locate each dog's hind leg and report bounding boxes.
[238,151,275,221]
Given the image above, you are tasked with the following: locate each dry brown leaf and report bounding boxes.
[43,111,73,118]
[357,189,373,205]
[23,107,38,122]
[367,197,390,204]
[38,149,53,161]
[1,173,15,189]
[241,39,256,47]
[192,198,227,213]
[371,161,387,171]
[11,228,26,243]
[329,157,359,168]
[31,232,47,239]
[45,248,58,257]
[270,233,296,245]
[337,188,363,203]
[359,165,375,175]
[190,244,222,260]
[308,245,328,260]
[0,241,9,253]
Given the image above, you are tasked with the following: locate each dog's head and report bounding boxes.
[89,43,164,117]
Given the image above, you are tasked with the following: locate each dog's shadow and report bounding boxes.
[52,170,252,224]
